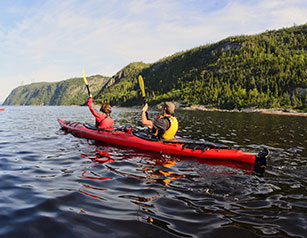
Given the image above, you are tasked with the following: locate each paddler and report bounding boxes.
[88,94,114,129]
[142,102,178,140]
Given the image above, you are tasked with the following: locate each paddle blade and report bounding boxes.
[82,69,89,86]
[82,69,91,96]
[138,75,146,98]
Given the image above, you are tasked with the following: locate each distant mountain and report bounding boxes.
[98,24,307,111]
[3,75,109,105]
[4,24,307,111]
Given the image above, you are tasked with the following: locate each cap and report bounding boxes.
[164,101,175,115]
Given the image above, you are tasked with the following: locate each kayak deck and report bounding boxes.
[58,118,268,165]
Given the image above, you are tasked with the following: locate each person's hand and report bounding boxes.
[89,93,93,98]
[142,103,148,112]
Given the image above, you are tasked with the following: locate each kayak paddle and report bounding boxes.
[82,69,91,97]
[138,74,148,119]
[138,75,146,104]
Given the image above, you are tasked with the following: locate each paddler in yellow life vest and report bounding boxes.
[142,102,178,140]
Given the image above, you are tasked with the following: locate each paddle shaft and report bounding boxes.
[85,85,91,97]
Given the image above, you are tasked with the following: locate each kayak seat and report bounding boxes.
[132,130,160,141]
[84,123,97,130]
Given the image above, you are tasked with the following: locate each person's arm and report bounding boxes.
[88,97,100,118]
[142,103,153,129]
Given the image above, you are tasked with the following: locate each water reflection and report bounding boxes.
[77,141,268,211]
[79,147,113,200]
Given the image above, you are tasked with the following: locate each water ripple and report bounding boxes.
[0,106,306,237]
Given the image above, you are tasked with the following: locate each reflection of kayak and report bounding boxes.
[0,108,4,111]
[58,118,268,165]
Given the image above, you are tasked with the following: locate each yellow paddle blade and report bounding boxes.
[138,75,146,97]
[82,69,88,86]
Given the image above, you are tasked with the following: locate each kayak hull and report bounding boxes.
[58,118,265,164]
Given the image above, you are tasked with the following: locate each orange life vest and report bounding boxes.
[154,116,178,139]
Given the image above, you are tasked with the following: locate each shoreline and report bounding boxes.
[2,104,307,117]
[183,105,307,117]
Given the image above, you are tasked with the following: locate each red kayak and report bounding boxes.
[58,118,268,165]
[0,108,4,111]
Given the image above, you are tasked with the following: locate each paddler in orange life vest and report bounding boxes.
[88,94,114,129]
[142,102,178,140]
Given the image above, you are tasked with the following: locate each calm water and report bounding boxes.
[0,106,306,238]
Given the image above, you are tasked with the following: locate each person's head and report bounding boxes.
[100,103,112,115]
[162,102,175,115]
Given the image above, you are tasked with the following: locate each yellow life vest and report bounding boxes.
[154,116,178,139]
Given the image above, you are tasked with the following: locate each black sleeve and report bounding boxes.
[153,117,170,134]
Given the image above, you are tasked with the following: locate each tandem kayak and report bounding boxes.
[58,118,268,165]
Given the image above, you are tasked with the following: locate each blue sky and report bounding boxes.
[1,0,306,102]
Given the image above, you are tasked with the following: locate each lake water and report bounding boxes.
[0,106,306,237]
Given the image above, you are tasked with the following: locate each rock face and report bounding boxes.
[3,75,109,105]
[104,71,125,89]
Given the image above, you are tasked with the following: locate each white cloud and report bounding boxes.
[208,0,307,35]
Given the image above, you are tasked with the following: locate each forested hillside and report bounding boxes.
[99,24,307,111]
[4,24,307,111]
[3,75,109,105]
